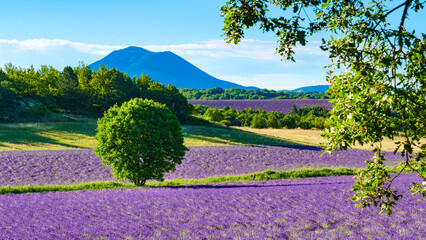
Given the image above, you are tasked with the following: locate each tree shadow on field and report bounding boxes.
[246,144,323,151]
[0,120,96,149]
[182,125,306,146]
[47,120,97,136]
[153,180,353,190]
[184,134,238,145]
[0,125,77,149]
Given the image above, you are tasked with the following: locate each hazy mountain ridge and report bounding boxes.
[287,85,330,93]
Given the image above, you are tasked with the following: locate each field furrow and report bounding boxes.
[0,174,424,239]
[0,146,404,186]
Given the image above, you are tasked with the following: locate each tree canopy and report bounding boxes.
[192,104,328,129]
[0,63,191,123]
[221,0,425,214]
[94,98,188,186]
[180,87,328,100]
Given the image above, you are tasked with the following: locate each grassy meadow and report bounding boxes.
[1,119,423,152]
[0,120,297,151]
[0,120,98,151]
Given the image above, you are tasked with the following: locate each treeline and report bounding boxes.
[180,87,328,100]
[0,63,190,123]
[192,104,329,129]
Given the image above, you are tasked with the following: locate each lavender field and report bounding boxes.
[1,174,424,239]
[0,146,404,186]
[188,99,332,114]
[1,144,422,239]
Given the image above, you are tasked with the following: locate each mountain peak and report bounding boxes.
[89,46,256,89]
[111,46,153,57]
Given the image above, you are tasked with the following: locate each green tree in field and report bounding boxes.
[221,0,425,214]
[89,65,139,113]
[281,114,298,129]
[251,113,268,128]
[134,74,191,122]
[56,66,79,111]
[290,104,298,115]
[266,112,281,128]
[203,108,225,122]
[94,98,188,186]
[3,64,41,100]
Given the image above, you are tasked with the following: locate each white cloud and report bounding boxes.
[0,38,325,63]
[0,39,128,69]
[143,39,325,61]
[145,39,277,60]
[0,38,328,89]
[0,39,125,55]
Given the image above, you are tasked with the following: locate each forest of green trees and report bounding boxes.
[180,87,328,100]
[0,63,190,123]
[0,63,330,124]
[192,104,329,129]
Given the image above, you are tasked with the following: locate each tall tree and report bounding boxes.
[221,0,425,214]
[74,62,92,94]
[89,65,138,113]
[60,66,78,92]
[134,74,191,122]
[55,66,80,111]
[38,65,61,109]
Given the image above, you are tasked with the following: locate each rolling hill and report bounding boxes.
[290,85,330,92]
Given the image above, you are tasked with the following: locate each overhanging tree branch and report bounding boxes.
[221,0,426,214]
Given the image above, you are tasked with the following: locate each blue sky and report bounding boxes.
[0,1,424,90]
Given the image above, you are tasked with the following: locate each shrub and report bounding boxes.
[94,98,188,186]
[203,108,225,122]
[220,120,232,126]
[184,115,211,126]
[250,114,267,128]
[281,114,299,129]
[14,101,50,122]
[299,119,312,129]
[26,103,50,121]
[266,113,280,128]
[312,116,326,129]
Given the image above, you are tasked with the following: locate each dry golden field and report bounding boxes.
[234,127,424,153]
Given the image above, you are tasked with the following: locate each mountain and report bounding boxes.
[281,85,330,92]
[89,46,257,90]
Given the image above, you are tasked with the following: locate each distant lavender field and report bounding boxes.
[1,174,424,239]
[0,146,403,186]
[188,99,332,114]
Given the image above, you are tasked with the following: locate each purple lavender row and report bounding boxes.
[0,146,403,186]
[188,99,332,114]
[0,149,114,186]
[167,145,403,179]
[0,174,424,239]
